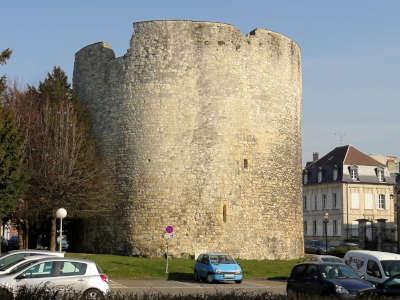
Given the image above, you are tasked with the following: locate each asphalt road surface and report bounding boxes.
[109,278,287,297]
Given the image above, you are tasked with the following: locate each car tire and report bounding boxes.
[235,280,242,284]
[194,271,200,281]
[206,273,214,284]
[287,289,298,300]
[81,288,105,300]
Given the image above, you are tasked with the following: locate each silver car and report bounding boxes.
[0,257,109,299]
[0,255,50,275]
[0,250,64,272]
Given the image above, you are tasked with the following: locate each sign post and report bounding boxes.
[164,225,174,274]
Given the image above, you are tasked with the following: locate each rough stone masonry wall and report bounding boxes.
[73,20,303,259]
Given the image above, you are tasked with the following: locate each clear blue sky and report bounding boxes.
[2,0,400,164]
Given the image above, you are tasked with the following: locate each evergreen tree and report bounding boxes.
[0,48,12,95]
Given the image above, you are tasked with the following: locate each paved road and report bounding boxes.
[109,278,287,296]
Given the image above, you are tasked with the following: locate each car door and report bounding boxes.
[287,264,307,294]
[381,276,400,297]
[365,259,383,283]
[303,264,322,296]
[15,261,54,290]
[49,261,89,293]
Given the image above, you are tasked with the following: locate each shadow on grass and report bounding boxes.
[267,276,288,282]
[167,272,196,282]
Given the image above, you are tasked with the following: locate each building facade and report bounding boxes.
[73,20,303,259]
[303,145,396,249]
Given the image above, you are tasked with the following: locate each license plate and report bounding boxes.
[224,274,234,279]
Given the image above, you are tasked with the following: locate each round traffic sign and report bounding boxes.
[165,225,173,233]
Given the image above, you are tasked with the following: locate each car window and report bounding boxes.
[51,261,87,276]
[385,276,400,288]
[209,255,235,265]
[321,264,360,279]
[291,264,307,279]
[381,260,400,278]
[201,255,209,265]
[305,265,319,278]
[20,261,53,278]
[196,255,203,263]
[0,254,26,271]
[367,260,382,278]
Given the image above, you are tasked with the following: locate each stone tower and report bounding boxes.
[73,20,303,259]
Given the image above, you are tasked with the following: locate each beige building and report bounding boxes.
[303,145,396,249]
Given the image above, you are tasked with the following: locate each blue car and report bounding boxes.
[194,253,243,283]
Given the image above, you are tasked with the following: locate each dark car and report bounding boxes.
[305,240,334,254]
[375,274,400,297]
[287,262,375,299]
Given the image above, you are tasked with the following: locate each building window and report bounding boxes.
[376,168,385,182]
[304,221,308,235]
[243,159,248,169]
[333,220,338,235]
[314,196,318,210]
[313,220,317,236]
[223,205,227,222]
[332,193,337,209]
[318,169,322,183]
[365,193,374,209]
[322,194,326,209]
[351,221,359,237]
[332,165,338,181]
[351,192,359,209]
[378,194,386,209]
[303,196,307,210]
[303,172,308,184]
[349,166,359,181]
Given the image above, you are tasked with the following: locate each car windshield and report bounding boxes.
[381,260,400,277]
[0,255,26,271]
[321,257,343,263]
[321,264,360,280]
[209,255,235,265]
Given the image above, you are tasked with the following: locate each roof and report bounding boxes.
[306,145,384,170]
[346,250,400,261]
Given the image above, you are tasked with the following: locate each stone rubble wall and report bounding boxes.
[73,20,303,259]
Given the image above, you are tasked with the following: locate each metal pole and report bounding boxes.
[165,239,169,274]
[59,218,63,252]
[325,221,328,254]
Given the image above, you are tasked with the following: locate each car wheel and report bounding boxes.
[287,289,298,300]
[194,271,200,281]
[235,280,242,284]
[81,288,105,300]
[206,273,214,284]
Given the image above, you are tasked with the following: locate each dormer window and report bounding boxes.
[332,165,338,181]
[303,172,308,184]
[349,165,359,181]
[376,167,385,182]
[317,168,322,183]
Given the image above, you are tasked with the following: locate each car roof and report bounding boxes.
[28,257,95,264]
[22,255,51,261]
[201,252,230,256]
[346,250,400,261]
[296,261,346,266]
[3,250,65,255]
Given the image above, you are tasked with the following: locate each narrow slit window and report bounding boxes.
[244,159,248,169]
[223,205,227,223]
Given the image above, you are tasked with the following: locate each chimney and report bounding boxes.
[313,152,319,162]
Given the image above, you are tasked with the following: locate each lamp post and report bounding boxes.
[323,212,329,254]
[56,208,67,252]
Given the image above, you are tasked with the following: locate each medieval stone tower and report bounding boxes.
[73,20,303,259]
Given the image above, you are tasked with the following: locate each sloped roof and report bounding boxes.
[344,145,385,167]
[306,145,385,169]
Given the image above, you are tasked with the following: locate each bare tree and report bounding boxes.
[5,68,114,250]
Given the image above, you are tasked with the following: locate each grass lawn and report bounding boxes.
[67,253,304,280]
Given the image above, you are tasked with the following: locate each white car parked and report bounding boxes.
[0,257,109,299]
[344,250,400,283]
[0,250,64,272]
[0,255,50,275]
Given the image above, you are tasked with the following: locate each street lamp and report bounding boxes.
[56,208,67,252]
[323,212,329,254]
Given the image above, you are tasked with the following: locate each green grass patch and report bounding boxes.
[66,253,304,280]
